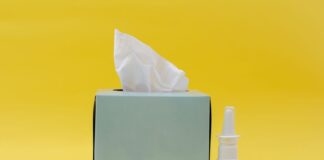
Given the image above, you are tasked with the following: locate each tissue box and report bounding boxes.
[93,89,211,160]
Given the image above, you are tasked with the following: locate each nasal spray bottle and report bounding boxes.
[218,106,239,160]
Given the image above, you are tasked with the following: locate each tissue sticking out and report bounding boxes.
[218,106,239,160]
[114,29,189,92]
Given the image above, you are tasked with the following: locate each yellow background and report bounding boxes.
[0,0,323,159]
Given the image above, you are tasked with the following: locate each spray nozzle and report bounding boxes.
[221,106,237,137]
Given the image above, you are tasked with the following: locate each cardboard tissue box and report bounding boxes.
[93,89,211,160]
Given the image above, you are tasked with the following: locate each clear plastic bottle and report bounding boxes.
[218,106,239,160]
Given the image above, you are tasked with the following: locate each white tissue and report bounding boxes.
[114,29,189,92]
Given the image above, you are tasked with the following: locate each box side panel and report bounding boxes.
[93,97,96,160]
[95,95,210,160]
[209,99,212,160]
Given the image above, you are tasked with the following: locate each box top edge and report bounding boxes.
[96,89,209,97]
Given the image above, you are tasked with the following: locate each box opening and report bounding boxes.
[112,89,189,92]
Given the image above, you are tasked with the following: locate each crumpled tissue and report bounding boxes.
[114,29,189,92]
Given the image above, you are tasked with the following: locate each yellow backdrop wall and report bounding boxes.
[0,0,323,159]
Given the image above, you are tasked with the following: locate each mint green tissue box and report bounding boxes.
[93,89,211,160]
